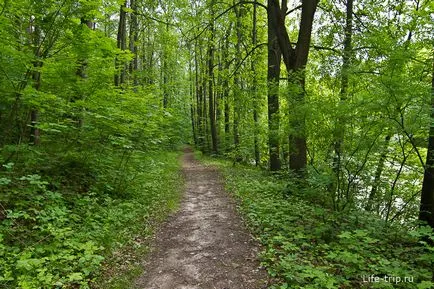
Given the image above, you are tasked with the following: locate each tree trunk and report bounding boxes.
[267,0,285,171]
[330,0,353,196]
[419,60,434,229]
[222,24,232,152]
[163,22,169,108]
[129,0,139,86]
[208,0,218,154]
[366,135,391,211]
[269,0,318,175]
[196,44,204,149]
[252,0,260,166]
[233,2,242,159]
[115,1,127,87]
[30,23,41,145]
[74,18,93,128]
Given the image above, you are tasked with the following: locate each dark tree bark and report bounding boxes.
[419,60,434,229]
[195,42,205,149]
[330,0,353,195]
[269,0,318,175]
[163,22,169,108]
[366,135,391,211]
[267,0,285,171]
[233,2,242,157]
[208,0,218,154]
[30,24,41,145]
[115,1,127,87]
[222,24,232,152]
[252,0,260,166]
[129,0,139,86]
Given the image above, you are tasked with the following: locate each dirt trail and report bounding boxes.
[135,150,269,289]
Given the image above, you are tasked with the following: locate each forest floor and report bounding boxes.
[134,149,270,289]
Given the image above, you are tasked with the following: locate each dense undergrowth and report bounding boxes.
[200,154,434,289]
[0,146,183,289]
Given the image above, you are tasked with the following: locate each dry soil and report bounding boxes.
[135,150,270,289]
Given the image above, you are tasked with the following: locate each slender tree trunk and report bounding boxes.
[30,23,41,145]
[267,0,284,171]
[115,1,127,87]
[129,0,139,86]
[189,54,197,145]
[208,0,218,154]
[163,22,169,108]
[329,0,353,197]
[419,60,434,230]
[216,43,223,149]
[196,44,204,149]
[222,24,232,152]
[74,18,94,128]
[366,135,391,211]
[233,2,242,159]
[252,0,260,166]
[203,76,209,151]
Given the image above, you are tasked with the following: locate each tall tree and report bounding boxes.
[252,0,260,166]
[269,0,318,175]
[233,1,242,157]
[329,0,353,201]
[267,0,285,170]
[208,0,218,153]
[129,0,139,86]
[29,22,42,145]
[419,60,434,229]
[222,24,232,152]
[115,0,127,87]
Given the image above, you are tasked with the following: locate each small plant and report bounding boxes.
[203,158,434,289]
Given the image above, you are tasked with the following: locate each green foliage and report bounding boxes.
[0,150,183,289]
[205,158,434,288]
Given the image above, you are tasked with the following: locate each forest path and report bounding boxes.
[135,149,269,289]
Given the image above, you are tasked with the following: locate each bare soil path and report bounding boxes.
[135,150,269,289]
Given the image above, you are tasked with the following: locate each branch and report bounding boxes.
[354,70,382,75]
[186,1,267,43]
[269,0,296,69]
[388,113,425,168]
[286,4,302,15]
[0,65,17,90]
[353,46,375,51]
[389,190,421,223]
[385,139,412,222]
[352,11,370,32]
[312,45,340,53]
[37,0,68,57]
[229,42,267,78]
[136,12,176,27]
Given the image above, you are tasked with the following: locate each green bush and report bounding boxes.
[206,158,434,289]
[0,150,182,289]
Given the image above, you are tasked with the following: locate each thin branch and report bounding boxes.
[388,114,425,168]
[36,0,68,57]
[286,4,302,15]
[228,42,267,78]
[312,45,340,53]
[389,190,421,223]
[187,1,267,43]
[353,46,375,51]
[136,12,176,27]
[352,11,370,32]
[385,139,412,222]
[0,65,17,90]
